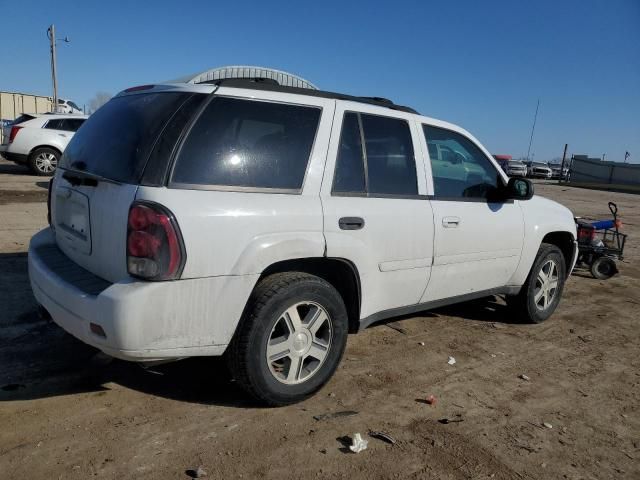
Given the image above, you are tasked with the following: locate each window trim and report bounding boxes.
[422,123,506,202]
[331,110,422,199]
[167,94,322,195]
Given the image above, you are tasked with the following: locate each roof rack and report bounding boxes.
[205,79,419,114]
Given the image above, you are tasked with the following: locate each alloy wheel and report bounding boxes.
[35,152,57,174]
[266,301,333,385]
[534,259,559,311]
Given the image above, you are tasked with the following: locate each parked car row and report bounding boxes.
[495,159,568,180]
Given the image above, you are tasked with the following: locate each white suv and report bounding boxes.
[28,77,578,405]
[1,113,87,175]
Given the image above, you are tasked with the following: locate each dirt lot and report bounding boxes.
[1,157,638,479]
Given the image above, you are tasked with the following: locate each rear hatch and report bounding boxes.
[52,90,197,283]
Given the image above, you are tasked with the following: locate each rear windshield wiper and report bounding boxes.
[61,168,123,187]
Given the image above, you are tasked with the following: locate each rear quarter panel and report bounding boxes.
[134,187,326,278]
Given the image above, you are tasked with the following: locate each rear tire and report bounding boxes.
[590,256,617,280]
[226,272,348,406]
[28,147,59,176]
[506,243,566,323]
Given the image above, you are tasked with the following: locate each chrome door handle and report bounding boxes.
[442,216,461,228]
[339,217,365,230]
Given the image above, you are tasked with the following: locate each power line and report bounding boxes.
[526,99,540,161]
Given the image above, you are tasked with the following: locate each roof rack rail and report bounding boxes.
[204,79,419,114]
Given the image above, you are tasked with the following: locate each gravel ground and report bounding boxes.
[1,157,638,479]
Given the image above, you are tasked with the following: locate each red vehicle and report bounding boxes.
[493,154,512,172]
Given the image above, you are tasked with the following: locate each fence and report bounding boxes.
[568,157,640,193]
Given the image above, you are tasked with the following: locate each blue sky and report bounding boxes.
[2,0,639,162]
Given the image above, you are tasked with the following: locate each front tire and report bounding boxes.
[507,243,566,323]
[28,147,59,176]
[227,272,348,406]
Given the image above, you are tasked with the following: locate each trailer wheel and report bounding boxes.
[590,256,618,280]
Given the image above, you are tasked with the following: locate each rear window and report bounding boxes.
[60,92,192,183]
[12,114,36,125]
[171,97,321,191]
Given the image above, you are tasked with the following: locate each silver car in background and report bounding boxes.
[506,160,527,177]
[527,161,552,179]
[548,163,568,180]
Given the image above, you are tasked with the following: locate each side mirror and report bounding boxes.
[506,177,534,200]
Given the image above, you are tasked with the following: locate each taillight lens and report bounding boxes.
[8,126,22,143]
[126,202,185,280]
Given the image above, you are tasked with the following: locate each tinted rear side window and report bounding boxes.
[44,119,64,130]
[333,112,366,193]
[171,97,321,190]
[361,114,417,195]
[332,112,417,196]
[60,92,191,183]
[62,119,85,132]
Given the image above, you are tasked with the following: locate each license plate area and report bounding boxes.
[55,186,92,255]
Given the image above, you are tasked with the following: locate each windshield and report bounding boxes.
[60,92,191,183]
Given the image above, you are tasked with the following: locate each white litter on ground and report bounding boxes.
[349,433,368,453]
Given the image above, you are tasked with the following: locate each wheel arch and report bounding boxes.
[29,144,62,158]
[541,231,576,274]
[260,257,362,333]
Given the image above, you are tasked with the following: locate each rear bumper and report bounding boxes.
[2,151,28,164]
[29,228,259,361]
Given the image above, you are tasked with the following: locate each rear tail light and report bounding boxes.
[126,201,186,281]
[8,126,22,143]
[577,225,596,244]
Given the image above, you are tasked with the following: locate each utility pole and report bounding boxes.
[47,25,69,114]
[526,99,540,161]
[47,25,58,113]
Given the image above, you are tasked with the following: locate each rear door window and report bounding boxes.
[332,112,418,196]
[60,92,192,183]
[333,112,366,193]
[361,114,417,195]
[171,97,321,191]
